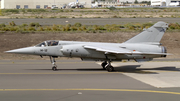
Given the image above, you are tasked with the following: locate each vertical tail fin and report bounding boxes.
[125,21,168,44]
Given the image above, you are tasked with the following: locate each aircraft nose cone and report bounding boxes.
[5,47,35,54]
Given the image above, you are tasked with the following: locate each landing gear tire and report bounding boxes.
[52,66,57,71]
[101,61,107,70]
[107,66,114,72]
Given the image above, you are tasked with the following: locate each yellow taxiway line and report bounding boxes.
[0,88,180,95]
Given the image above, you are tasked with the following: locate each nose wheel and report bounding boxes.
[50,56,57,71]
[52,66,57,71]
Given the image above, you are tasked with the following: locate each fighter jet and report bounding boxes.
[6,21,169,72]
[68,0,86,8]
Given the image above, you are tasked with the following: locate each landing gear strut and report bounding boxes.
[106,61,114,72]
[103,54,115,72]
[50,56,57,71]
[101,61,107,70]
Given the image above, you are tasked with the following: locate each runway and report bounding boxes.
[0,59,180,101]
[0,18,180,25]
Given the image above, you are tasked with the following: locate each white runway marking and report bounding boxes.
[98,62,180,88]
[124,73,180,88]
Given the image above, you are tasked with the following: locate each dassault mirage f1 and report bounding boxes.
[6,21,169,72]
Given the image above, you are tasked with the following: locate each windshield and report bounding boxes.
[36,42,46,47]
[36,41,59,47]
[47,40,59,46]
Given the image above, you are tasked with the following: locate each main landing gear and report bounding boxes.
[101,61,114,72]
[50,56,57,71]
[101,61,107,70]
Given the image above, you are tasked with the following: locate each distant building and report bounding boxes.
[1,0,91,9]
[92,0,150,3]
[151,0,180,6]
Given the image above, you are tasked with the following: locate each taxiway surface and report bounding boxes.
[0,18,180,25]
[0,59,180,101]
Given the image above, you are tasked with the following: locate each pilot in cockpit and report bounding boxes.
[36,41,58,47]
[48,41,58,46]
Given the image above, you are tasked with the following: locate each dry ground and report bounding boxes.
[1,8,180,19]
[0,32,179,60]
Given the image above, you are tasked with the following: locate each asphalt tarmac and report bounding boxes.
[0,59,180,101]
[1,18,180,25]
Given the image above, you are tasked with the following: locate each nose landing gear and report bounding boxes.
[50,56,57,71]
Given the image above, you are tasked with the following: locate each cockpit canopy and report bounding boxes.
[47,40,59,46]
[36,40,59,47]
[36,42,46,47]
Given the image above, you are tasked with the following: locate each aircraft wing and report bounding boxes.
[84,45,141,54]
[83,45,168,55]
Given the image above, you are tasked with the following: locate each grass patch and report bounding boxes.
[0,21,179,33]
